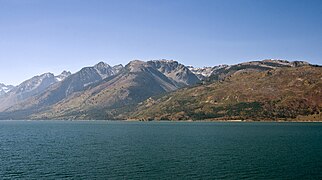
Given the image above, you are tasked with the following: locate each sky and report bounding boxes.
[0,0,322,85]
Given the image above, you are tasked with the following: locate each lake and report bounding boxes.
[0,121,321,179]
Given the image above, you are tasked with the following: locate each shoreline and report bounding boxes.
[0,119,321,123]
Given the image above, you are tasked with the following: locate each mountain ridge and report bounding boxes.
[0,59,320,121]
[29,60,199,119]
[127,65,322,121]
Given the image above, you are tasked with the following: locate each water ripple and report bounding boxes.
[0,121,321,179]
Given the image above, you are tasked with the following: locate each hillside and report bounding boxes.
[29,60,200,119]
[127,66,322,121]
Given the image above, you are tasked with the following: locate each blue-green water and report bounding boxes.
[0,121,321,179]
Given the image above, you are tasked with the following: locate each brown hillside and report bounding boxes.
[128,66,322,121]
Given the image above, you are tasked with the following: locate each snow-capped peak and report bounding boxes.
[188,65,228,78]
[0,83,15,95]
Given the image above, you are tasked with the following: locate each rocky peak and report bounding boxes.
[188,65,229,79]
[126,60,146,72]
[55,70,71,81]
[148,60,181,73]
[94,61,110,70]
[16,73,56,93]
[93,61,125,79]
[0,83,15,95]
[60,70,72,76]
[147,60,200,86]
[112,64,124,73]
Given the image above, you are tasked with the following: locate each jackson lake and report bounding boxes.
[0,121,321,179]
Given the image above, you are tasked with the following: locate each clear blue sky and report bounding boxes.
[0,0,321,85]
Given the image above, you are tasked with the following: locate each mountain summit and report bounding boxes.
[0,83,14,96]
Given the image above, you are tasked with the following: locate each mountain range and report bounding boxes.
[0,59,321,121]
